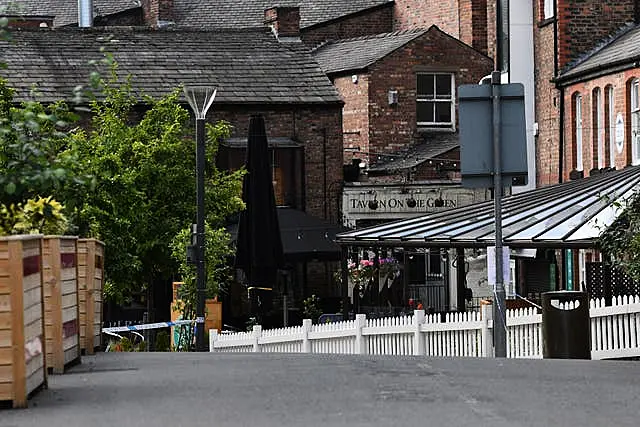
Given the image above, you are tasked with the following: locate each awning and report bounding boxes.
[229,207,345,261]
[337,166,640,249]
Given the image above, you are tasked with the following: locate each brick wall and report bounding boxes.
[534,15,561,186]
[264,6,300,38]
[333,74,370,165]
[365,29,493,156]
[557,0,639,69]
[393,0,490,56]
[213,104,344,223]
[301,6,393,47]
[561,68,640,181]
[141,0,173,27]
[393,0,460,37]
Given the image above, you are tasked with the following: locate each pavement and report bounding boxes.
[1,352,639,427]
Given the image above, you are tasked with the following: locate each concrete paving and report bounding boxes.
[1,352,639,427]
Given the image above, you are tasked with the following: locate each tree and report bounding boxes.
[70,67,244,304]
[598,191,640,282]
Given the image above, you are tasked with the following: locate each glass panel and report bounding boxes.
[576,95,583,170]
[435,74,452,98]
[435,102,452,123]
[417,101,434,123]
[608,88,615,167]
[632,81,639,111]
[417,74,434,98]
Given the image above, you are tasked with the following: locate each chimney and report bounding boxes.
[78,0,93,27]
[141,0,174,28]
[264,6,300,39]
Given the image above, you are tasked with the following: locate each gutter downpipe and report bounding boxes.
[554,0,563,184]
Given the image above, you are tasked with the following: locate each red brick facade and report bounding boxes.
[561,69,640,181]
[556,0,639,69]
[534,12,561,186]
[213,104,344,223]
[301,6,393,47]
[265,6,301,38]
[365,29,493,157]
[334,74,371,163]
[141,0,173,26]
[393,0,491,56]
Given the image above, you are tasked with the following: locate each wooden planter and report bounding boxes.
[42,236,80,374]
[77,238,104,355]
[0,235,47,408]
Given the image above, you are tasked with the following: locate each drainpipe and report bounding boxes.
[554,0,563,183]
[78,0,93,27]
[323,128,328,219]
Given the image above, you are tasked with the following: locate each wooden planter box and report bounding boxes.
[170,282,222,349]
[42,236,80,374]
[0,235,47,408]
[78,239,104,355]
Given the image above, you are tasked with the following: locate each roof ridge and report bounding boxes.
[561,22,639,74]
[324,27,428,45]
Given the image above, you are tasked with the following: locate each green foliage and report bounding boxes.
[67,66,244,303]
[0,79,94,209]
[302,295,322,323]
[598,190,640,282]
[0,196,68,236]
[155,331,171,352]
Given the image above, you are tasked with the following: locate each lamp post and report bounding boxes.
[184,86,217,352]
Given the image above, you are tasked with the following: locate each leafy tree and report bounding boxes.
[598,191,640,282]
[71,67,244,304]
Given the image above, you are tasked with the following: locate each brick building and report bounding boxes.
[0,25,345,324]
[534,0,640,186]
[311,26,493,229]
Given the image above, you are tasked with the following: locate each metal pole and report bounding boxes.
[195,117,206,352]
[492,71,507,358]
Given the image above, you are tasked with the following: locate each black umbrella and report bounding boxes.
[235,115,284,291]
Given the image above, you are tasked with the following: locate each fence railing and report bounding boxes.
[210,296,640,360]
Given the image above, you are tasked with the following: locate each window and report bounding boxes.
[606,86,615,167]
[543,0,555,20]
[631,79,640,165]
[575,94,583,171]
[594,88,603,169]
[417,73,455,130]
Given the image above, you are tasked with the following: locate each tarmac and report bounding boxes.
[1,352,639,427]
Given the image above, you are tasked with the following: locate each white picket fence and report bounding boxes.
[210,296,640,360]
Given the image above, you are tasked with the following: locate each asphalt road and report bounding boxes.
[1,352,639,427]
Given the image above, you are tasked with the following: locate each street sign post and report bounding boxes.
[459,74,527,358]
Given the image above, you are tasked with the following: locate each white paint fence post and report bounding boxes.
[414,309,426,356]
[481,303,494,357]
[354,314,367,355]
[252,325,262,353]
[209,329,218,352]
[302,319,312,353]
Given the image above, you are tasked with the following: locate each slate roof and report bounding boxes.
[171,0,394,29]
[0,0,394,29]
[0,27,342,104]
[0,0,139,27]
[311,28,428,74]
[367,133,459,172]
[558,23,640,83]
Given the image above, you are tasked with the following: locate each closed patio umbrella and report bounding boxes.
[235,115,284,310]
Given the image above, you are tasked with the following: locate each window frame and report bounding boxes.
[416,73,455,131]
[607,86,615,167]
[594,88,604,169]
[631,79,640,165]
[575,94,583,171]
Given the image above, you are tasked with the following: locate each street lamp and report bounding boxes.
[184,85,217,352]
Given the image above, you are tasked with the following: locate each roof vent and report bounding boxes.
[78,0,93,27]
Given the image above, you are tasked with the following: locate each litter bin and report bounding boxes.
[542,291,591,359]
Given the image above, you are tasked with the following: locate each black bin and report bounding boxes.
[542,291,591,359]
